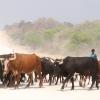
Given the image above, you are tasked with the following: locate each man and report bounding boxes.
[90,49,97,60]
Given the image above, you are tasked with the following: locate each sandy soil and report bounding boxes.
[0,81,100,100]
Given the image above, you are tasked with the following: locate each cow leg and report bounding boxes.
[79,75,83,87]
[87,76,90,85]
[49,74,53,85]
[52,75,56,83]
[44,76,48,83]
[61,74,73,90]
[55,75,60,85]
[30,73,33,85]
[42,74,46,83]
[62,76,64,83]
[34,71,38,82]
[60,76,62,83]
[26,73,33,87]
[15,74,20,88]
[74,74,78,81]
[39,73,43,87]
[83,76,87,88]
[96,80,99,89]
[20,73,26,82]
[70,77,74,90]
[7,74,14,87]
[1,76,3,83]
[83,75,90,88]
[89,75,96,90]
[96,76,99,89]
[37,71,43,88]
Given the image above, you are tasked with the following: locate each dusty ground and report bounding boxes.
[0,81,100,100]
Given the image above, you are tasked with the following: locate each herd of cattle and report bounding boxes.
[0,53,100,90]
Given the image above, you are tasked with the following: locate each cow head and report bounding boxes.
[3,58,9,76]
[3,53,16,76]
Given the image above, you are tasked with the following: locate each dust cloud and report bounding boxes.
[0,31,63,59]
[0,31,32,55]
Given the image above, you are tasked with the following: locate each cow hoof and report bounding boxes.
[39,84,43,88]
[60,88,64,91]
[61,86,64,90]
[26,85,29,88]
[39,86,42,88]
[71,88,74,90]
[79,82,83,87]
[88,87,92,90]
[97,87,99,90]
[14,86,19,89]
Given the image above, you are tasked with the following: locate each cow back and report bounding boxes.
[62,56,99,75]
[9,53,42,73]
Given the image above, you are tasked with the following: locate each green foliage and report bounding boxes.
[69,32,91,50]
[44,29,56,40]
[71,32,92,44]
[23,32,43,46]
[44,25,65,40]
[4,18,100,54]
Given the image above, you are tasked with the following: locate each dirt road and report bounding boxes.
[0,82,99,100]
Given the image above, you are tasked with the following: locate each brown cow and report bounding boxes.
[3,53,43,88]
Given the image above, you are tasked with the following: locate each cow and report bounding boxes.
[41,57,55,85]
[60,56,99,90]
[3,53,43,88]
[53,58,64,85]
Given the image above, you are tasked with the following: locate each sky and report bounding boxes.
[0,0,100,28]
